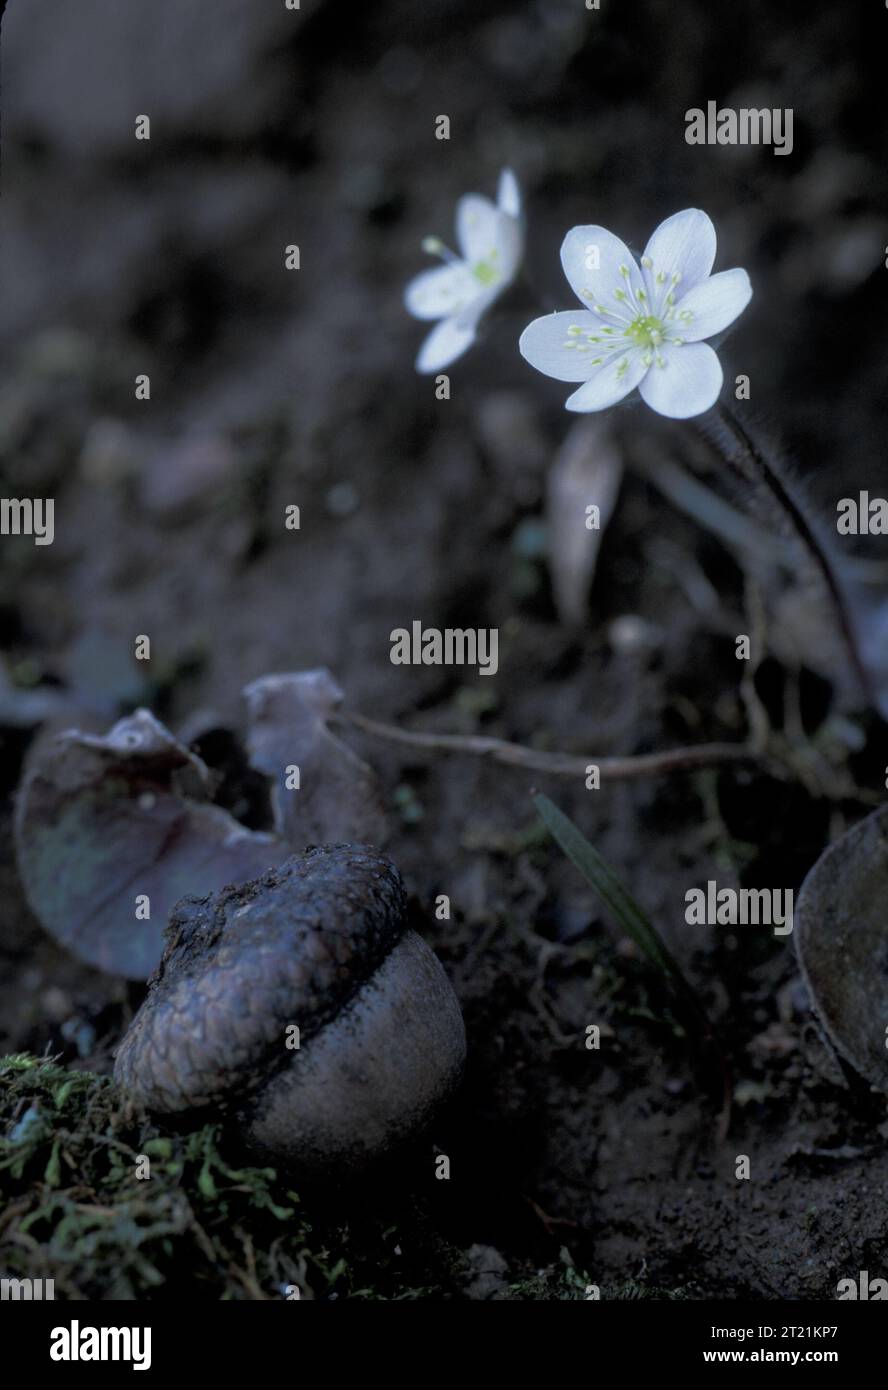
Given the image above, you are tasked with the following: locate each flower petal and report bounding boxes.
[638,341,723,419]
[642,209,716,310]
[519,311,612,383]
[405,263,477,320]
[560,225,645,317]
[497,168,521,220]
[459,284,503,330]
[456,194,500,262]
[671,268,752,342]
[416,315,477,373]
[494,209,524,283]
[563,350,648,412]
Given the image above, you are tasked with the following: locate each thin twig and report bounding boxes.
[331,709,754,779]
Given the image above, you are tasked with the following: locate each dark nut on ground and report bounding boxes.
[113,844,466,1171]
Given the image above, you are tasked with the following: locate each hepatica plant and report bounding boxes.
[519,209,751,419]
[402,179,870,692]
[405,168,523,373]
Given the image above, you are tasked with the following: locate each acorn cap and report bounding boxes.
[114,844,407,1113]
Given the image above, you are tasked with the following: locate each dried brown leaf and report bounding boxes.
[14,710,286,979]
[244,670,390,849]
[795,804,888,1091]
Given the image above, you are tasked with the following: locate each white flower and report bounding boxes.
[405,169,523,374]
[518,209,751,419]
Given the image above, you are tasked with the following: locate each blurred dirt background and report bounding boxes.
[1,0,888,1298]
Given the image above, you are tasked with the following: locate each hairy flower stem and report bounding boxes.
[698,402,871,705]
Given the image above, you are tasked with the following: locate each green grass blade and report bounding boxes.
[532,791,703,1018]
[533,792,732,1133]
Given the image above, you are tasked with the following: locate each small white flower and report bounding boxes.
[518,208,752,419]
[405,169,523,374]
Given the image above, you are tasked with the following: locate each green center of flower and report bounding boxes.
[472,256,500,287]
[626,314,666,348]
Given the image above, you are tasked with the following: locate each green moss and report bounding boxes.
[606,1279,692,1300]
[0,1054,462,1300]
[508,1265,596,1300]
[508,1268,691,1301]
[1,1054,613,1301]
